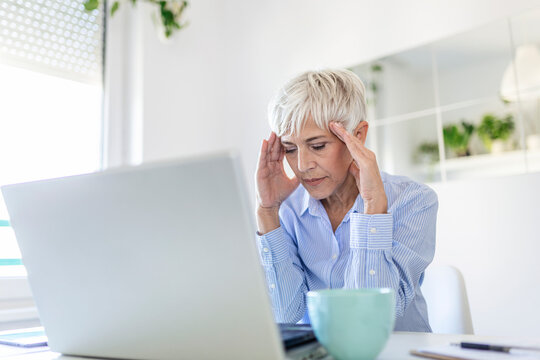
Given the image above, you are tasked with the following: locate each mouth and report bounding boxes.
[303,177,326,187]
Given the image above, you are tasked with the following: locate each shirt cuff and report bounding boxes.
[350,213,393,250]
[256,226,290,265]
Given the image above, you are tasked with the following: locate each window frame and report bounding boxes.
[0,1,109,325]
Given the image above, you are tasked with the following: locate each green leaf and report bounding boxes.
[84,0,99,11]
[478,113,514,141]
[111,1,120,16]
[371,63,383,72]
[161,9,174,25]
[443,121,475,156]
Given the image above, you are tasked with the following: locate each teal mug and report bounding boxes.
[306,288,395,360]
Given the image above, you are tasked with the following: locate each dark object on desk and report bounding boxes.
[412,342,540,360]
[452,341,540,353]
[0,327,48,348]
[455,342,509,352]
[278,323,317,350]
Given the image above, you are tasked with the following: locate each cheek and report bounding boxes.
[285,154,296,167]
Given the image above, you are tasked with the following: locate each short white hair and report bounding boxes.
[268,69,367,136]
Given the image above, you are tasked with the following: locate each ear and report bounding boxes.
[353,121,369,145]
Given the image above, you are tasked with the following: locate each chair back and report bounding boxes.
[422,265,474,334]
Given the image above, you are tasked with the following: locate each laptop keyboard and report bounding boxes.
[278,324,317,350]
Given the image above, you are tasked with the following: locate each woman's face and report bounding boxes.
[281,118,355,200]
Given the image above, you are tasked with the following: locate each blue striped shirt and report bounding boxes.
[256,172,438,332]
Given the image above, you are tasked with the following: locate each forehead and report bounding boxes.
[281,118,332,143]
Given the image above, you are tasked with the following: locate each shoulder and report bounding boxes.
[382,172,438,211]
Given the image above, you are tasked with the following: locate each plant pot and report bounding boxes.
[491,139,507,154]
[454,148,470,157]
[526,134,540,150]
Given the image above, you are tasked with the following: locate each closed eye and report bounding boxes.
[312,144,326,151]
[284,147,297,154]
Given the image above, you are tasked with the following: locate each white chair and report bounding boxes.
[421,265,474,334]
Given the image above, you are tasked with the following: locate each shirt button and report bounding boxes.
[370,227,377,234]
[263,247,269,253]
[332,254,337,260]
[369,269,376,276]
[270,284,275,289]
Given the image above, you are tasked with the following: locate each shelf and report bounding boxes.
[414,148,540,181]
[353,7,540,184]
[444,149,527,171]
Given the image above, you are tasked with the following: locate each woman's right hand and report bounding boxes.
[255,132,300,210]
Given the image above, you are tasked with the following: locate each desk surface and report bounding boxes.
[0,332,536,360]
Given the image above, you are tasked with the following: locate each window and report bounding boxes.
[0,0,104,277]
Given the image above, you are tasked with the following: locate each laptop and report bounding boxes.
[1,152,324,360]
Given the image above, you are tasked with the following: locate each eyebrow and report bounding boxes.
[281,136,327,145]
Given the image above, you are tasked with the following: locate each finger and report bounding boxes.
[330,122,372,159]
[258,139,269,165]
[270,134,282,161]
[330,122,368,163]
[351,145,375,168]
[278,144,285,161]
[267,132,280,161]
[267,132,276,150]
[329,121,355,146]
[328,122,346,142]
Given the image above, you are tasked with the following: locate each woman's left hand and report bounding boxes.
[329,121,387,214]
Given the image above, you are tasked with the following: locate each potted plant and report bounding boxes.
[415,142,440,164]
[477,114,515,153]
[442,121,475,157]
[414,141,439,182]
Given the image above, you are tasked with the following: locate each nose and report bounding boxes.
[297,149,315,173]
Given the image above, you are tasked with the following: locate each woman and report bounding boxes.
[255,69,437,332]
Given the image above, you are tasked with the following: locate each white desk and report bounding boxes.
[0,332,536,359]
[378,332,531,359]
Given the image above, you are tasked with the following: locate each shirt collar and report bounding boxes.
[299,188,325,217]
[300,187,364,219]
[300,188,311,216]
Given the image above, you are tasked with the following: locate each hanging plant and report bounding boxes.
[84,0,189,39]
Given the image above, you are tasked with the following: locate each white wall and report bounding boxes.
[107,0,540,336]
[128,0,540,188]
[430,173,540,336]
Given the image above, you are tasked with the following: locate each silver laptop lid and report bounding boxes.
[2,152,285,360]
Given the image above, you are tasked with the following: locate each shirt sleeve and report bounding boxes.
[256,225,308,324]
[343,184,438,318]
